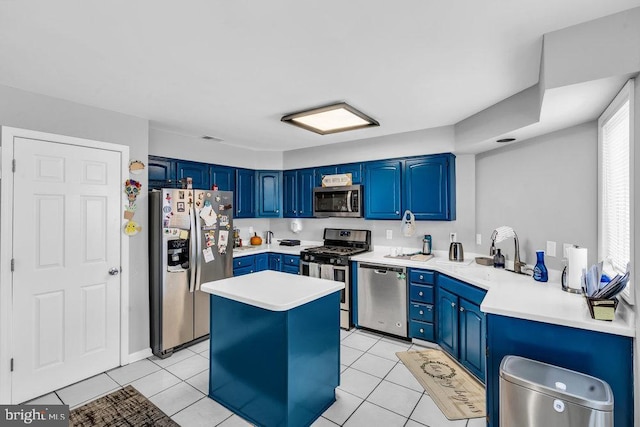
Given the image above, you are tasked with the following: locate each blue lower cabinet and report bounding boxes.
[409,302,434,323]
[233,265,253,276]
[437,287,459,356]
[268,253,283,271]
[233,255,256,276]
[458,298,485,381]
[255,253,268,271]
[209,292,340,426]
[486,314,633,427]
[409,320,434,341]
[282,255,300,275]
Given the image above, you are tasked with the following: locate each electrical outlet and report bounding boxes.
[386,229,393,240]
[563,243,573,258]
[450,232,457,243]
[476,234,482,245]
[546,241,556,257]
[248,226,254,235]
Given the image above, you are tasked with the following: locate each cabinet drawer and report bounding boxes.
[233,256,254,269]
[409,303,434,323]
[410,284,434,304]
[283,255,300,267]
[409,321,434,341]
[282,264,300,275]
[233,266,253,276]
[409,270,435,285]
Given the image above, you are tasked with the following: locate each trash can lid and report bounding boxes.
[500,355,613,411]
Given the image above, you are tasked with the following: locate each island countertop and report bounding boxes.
[201,270,345,311]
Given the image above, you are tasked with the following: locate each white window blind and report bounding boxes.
[598,80,634,304]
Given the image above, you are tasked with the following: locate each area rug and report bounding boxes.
[396,349,486,420]
[69,385,179,427]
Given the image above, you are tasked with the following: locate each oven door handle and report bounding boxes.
[346,190,353,212]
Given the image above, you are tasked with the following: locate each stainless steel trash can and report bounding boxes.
[499,355,613,427]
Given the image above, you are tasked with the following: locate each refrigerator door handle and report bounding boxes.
[188,194,197,293]
[194,205,203,292]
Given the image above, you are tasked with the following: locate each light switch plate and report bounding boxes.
[386,230,393,240]
[563,243,573,258]
[476,234,482,245]
[546,241,556,257]
[450,232,457,243]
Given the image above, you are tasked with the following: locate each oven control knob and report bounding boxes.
[330,259,335,264]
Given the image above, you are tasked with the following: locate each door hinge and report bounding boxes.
[10,258,14,272]
[10,358,13,372]
[12,159,15,173]
[485,346,489,357]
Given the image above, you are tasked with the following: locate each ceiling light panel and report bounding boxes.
[282,102,379,135]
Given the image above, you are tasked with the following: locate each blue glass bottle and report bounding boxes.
[533,250,548,282]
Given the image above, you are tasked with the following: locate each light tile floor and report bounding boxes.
[25,329,485,426]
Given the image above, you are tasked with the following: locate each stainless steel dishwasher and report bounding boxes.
[357,263,407,338]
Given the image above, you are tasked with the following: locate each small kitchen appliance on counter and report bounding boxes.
[422,234,432,255]
[449,242,464,261]
[300,228,371,329]
[279,239,300,246]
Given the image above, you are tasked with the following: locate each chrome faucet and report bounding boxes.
[490,226,526,274]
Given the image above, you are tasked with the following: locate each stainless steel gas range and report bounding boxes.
[300,228,371,329]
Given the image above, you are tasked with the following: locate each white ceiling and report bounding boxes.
[1,1,639,152]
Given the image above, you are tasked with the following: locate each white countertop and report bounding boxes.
[201,270,345,311]
[351,248,636,338]
[232,240,322,257]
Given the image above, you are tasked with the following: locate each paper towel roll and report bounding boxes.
[567,247,588,290]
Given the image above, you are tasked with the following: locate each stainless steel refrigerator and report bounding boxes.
[149,188,233,358]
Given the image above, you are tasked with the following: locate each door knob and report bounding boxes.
[108,267,120,276]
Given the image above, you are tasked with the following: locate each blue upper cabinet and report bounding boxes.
[283,170,297,217]
[337,163,363,184]
[148,156,177,188]
[283,168,315,218]
[257,170,282,218]
[364,160,402,219]
[177,161,209,190]
[315,166,338,187]
[404,154,456,220]
[209,165,235,193]
[235,168,256,218]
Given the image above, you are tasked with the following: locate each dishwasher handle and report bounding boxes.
[359,263,406,275]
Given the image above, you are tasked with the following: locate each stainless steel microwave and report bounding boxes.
[313,185,363,218]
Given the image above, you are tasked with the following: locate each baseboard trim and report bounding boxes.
[127,348,153,364]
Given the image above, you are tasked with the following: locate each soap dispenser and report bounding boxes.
[533,250,548,282]
[493,249,505,269]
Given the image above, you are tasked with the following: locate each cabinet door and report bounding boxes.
[176,161,209,190]
[148,157,176,188]
[210,165,235,192]
[235,169,256,218]
[404,155,454,220]
[268,254,282,271]
[437,288,459,357]
[255,254,268,271]
[315,166,338,186]
[459,299,486,382]
[283,171,298,217]
[297,168,316,217]
[337,163,363,184]
[364,160,402,219]
[257,171,282,217]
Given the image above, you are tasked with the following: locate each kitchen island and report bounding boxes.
[200,270,344,427]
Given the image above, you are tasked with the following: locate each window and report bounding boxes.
[598,79,634,304]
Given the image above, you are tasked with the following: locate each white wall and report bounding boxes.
[149,127,283,170]
[0,84,150,355]
[475,122,597,270]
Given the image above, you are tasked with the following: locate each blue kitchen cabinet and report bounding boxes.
[337,163,363,184]
[486,314,633,427]
[235,168,256,218]
[364,160,402,219]
[255,253,268,271]
[315,166,338,186]
[283,168,315,218]
[437,274,487,382]
[408,269,436,342]
[209,165,235,192]
[177,160,210,189]
[148,156,177,188]
[282,255,300,275]
[257,170,282,218]
[404,154,456,220]
[269,253,283,271]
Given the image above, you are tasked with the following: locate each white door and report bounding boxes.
[11,136,122,403]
